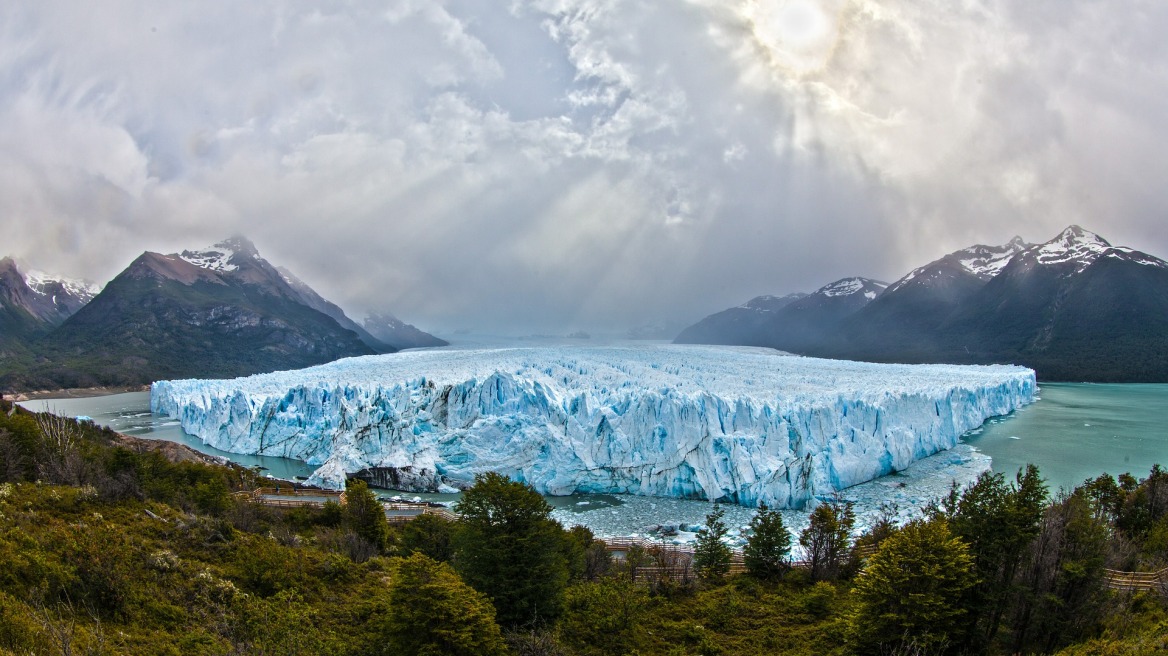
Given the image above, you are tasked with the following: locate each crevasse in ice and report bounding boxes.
[151,345,1035,507]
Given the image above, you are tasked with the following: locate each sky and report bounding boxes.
[2,0,1167,335]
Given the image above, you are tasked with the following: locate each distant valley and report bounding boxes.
[676,226,1168,382]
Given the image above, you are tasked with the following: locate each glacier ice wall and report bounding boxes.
[151,345,1035,508]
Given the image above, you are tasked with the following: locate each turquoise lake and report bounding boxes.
[962,383,1167,491]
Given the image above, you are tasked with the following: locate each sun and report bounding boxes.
[743,0,844,76]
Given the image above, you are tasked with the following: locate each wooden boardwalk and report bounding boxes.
[238,487,460,522]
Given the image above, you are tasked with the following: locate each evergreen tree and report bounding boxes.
[693,505,732,580]
[453,472,570,627]
[1009,489,1109,654]
[344,479,392,554]
[743,502,791,579]
[943,465,1047,648]
[378,553,507,656]
[398,512,455,562]
[799,498,854,581]
[849,518,976,655]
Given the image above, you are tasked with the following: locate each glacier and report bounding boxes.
[150,345,1036,508]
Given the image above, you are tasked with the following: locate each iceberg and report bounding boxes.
[151,345,1035,508]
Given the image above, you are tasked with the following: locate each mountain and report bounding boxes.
[835,237,1033,358]
[675,278,889,351]
[932,226,1168,381]
[758,278,888,352]
[675,226,1168,381]
[674,293,807,345]
[4,237,379,389]
[275,266,391,352]
[0,258,99,356]
[363,313,448,350]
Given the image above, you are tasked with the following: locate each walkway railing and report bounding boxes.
[1103,567,1168,593]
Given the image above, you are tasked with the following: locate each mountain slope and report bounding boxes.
[362,313,448,350]
[0,258,99,358]
[276,266,393,352]
[673,293,806,345]
[4,240,378,389]
[936,227,1168,380]
[759,278,887,352]
[835,237,1032,358]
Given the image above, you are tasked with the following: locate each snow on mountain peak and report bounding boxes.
[23,269,101,301]
[1106,247,1168,269]
[819,277,886,298]
[956,236,1032,279]
[179,246,238,272]
[178,236,259,272]
[1032,225,1112,271]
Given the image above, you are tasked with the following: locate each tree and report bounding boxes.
[743,502,791,580]
[941,465,1047,648]
[1008,489,1109,654]
[398,512,455,563]
[344,479,392,555]
[377,553,507,656]
[799,498,854,581]
[453,472,570,627]
[693,505,732,580]
[849,518,976,655]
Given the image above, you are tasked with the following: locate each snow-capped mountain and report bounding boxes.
[840,237,1034,356]
[9,237,380,388]
[675,226,1168,381]
[885,236,1031,295]
[0,258,99,357]
[677,277,886,352]
[933,226,1168,380]
[1008,225,1167,275]
[24,269,101,308]
[753,277,887,352]
[815,277,888,300]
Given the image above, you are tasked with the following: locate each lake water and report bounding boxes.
[20,382,1167,542]
[963,383,1168,491]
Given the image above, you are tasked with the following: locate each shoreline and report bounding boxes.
[2,385,149,402]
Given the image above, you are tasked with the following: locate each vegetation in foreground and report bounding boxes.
[0,399,1166,655]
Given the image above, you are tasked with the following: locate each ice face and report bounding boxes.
[151,345,1035,508]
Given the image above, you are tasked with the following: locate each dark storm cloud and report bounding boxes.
[2,0,1167,334]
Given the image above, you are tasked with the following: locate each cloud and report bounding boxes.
[1,0,1167,333]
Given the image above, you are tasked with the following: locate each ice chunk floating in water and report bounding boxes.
[151,345,1035,507]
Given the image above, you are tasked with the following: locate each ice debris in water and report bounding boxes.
[151,344,1035,508]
